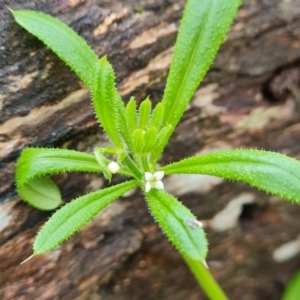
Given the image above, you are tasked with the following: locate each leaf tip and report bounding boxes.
[7,7,14,14]
[100,54,108,63]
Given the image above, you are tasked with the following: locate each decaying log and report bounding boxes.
[1,0,300,299]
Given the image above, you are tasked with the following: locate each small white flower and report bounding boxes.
[108,161,120,174]
[144,171,165,192]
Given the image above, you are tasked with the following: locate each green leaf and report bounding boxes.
[116,94,130,149]
[161,0,241,135]
[141,126,157,154]
[12,10,129,150]
[149,102,164,131]
[16,148,102,186]
[132,129,145,154]
[145,190,208,261]
[19,177,62,211]
[34,180,138,255]
[11,9,98,88]
[150,124,173,166]
[92,57,124,148]
[125,97,138,150]
[16,148,102,210]
[138,97,152,130]
[161,150,300,203]
[125,97,138,134]
[282,270,300,300]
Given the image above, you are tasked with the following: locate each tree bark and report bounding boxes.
[1,0,300,299]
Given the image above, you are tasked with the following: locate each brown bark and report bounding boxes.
[1,0,300,299]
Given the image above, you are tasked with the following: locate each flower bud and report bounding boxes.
[108,161,120,174]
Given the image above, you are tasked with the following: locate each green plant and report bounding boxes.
[12,1,300,299]
[282,269,300,300]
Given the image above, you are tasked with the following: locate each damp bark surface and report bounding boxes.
[1,0,300,299]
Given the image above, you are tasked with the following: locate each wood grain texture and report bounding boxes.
[1,0,300,299]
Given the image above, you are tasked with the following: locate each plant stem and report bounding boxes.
[184,257,228,300]
[123,155,142,179]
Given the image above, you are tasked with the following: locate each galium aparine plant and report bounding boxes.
[12,1,300,299]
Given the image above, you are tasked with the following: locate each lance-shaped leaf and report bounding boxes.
[149,102,164,131]
[92,57,124,148]
[125,97,138,137]
[150,124,172,166]
[161,0,241,143]
[16,148,103,210]
[12,10,129,148]
[116,94,131,150]
[145,190,208,261]
[132,128,145,154]
[34,180,138,255]
[11,9,98,88]
[138,97,151,130]
[141,126,157,154]
[123,96,137,152]
[161,150,300,203]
